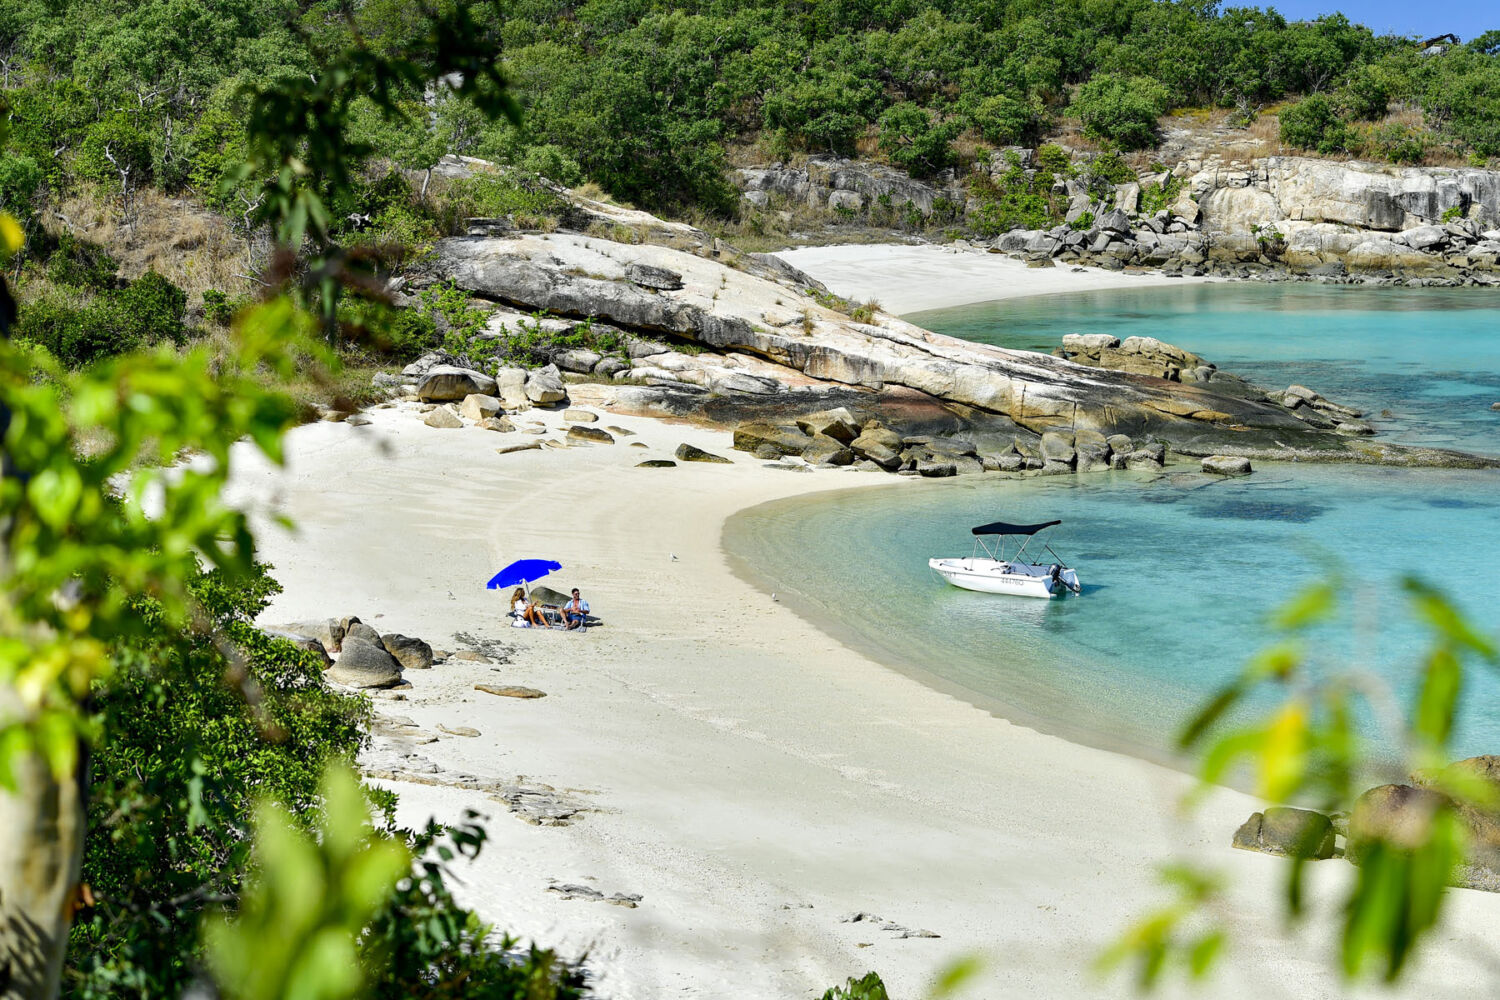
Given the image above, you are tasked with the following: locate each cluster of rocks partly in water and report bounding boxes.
[345,162,1500,475]
[731,408,1171,477]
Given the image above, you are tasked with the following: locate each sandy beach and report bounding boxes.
[226,260,1497,999]
[777,243,1213,315]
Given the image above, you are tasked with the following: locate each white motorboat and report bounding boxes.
[929,519,1082,599]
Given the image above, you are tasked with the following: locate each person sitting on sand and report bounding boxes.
[561,588,590,630]
[510,587,551,628]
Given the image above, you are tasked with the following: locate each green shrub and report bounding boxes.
[0,154,45,225]
[821,972,889,1000]
[1360,122,1427,165]
[1070,73,1171,151]
[112,271,188,346]
[45,234,120,292]
[66,562,372,999]
[1088,150,1136,187]
[1336,65,1391,121]
[965,150,1062,235]
[876,102,961,178]
[432,174,567,234]
[201,289,236,327]
[1034,143,1074,179]
[1279,94,1351,153]
[75,109,155,187]
[17,271,187,366]
[517,144,584,187]
[969,94,1044,146]
[490,313,625,369]
[14,294,100,363]
[1140,175,1185,215]
[1070,210,1096,231]
[340,297,438,357]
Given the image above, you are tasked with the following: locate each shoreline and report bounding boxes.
[227,375,1500,996]
[720,481,1201,773]
[775,243,1217,316]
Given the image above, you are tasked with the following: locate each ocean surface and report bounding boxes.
[725,284,1500,762]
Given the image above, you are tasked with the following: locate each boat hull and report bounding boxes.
[928,558,1080,598]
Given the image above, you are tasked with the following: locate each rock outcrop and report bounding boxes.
[735,156,967,218]
[423,232,1481,466]
[731,150,1500,286]
[1195,157,1500,234]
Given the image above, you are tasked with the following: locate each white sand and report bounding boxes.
[226,390,1499,1000]
[776,243,1212,316]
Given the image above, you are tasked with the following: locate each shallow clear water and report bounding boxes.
[908,284,1500,455]
[726,286,1500,761]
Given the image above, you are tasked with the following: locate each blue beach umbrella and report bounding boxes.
[486,559,562,593]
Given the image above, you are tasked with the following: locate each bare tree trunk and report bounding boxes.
[0,701,84,1000]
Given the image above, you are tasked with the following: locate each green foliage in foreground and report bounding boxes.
[204,766,411,1000]
[0,12,588,1000]
[1105,576,1500,988]
[66,563,371,998]
[821,972,889,1000]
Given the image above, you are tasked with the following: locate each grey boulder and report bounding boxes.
[328,637,404,689]
[525,364,568,404]
[417,365,498,402]
[1232,806,1336,859]
[1202,455,1253,476]
[424,405,464,429]
[458,393,502,420]
[675,442,732,464]
[568,425,616,445]
[381,633,434,671]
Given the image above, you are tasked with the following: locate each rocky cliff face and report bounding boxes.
[732,153,1500,285]
[1194,157,1500,233]
[735,156,967,217]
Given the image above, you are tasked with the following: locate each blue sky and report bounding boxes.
[1262,1,1496,40]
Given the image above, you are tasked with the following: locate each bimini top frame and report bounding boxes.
[966,519,1066,564]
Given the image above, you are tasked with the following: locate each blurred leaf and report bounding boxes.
[1413,648,1461,749]
[204,764,410,1000]
[930,955,983,997]
[1257,700,1308,802]
[1269,580,1336,630]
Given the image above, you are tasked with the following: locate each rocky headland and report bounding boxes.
[375,171,1498,475]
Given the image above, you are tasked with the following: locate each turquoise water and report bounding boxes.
[908,284,1500,455]
[726,286,1500,762]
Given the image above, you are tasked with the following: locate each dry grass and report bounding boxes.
[1241,115,1286,159]
[853,132,881,159]
[47,186,258,303]
[572,181,632,209]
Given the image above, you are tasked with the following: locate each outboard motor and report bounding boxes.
[1048,564,1062,592]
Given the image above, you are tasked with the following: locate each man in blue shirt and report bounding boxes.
[562,588,590,630]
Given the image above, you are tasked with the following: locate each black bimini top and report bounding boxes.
[971,519,1061,536]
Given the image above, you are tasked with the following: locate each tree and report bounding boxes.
[0,6,519,996]
[1070,73,1171,150]
[1279,92,1351,153]
[876,102,961,178]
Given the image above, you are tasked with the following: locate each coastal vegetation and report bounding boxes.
[5,1,1500,998]
[0,8,585,999]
